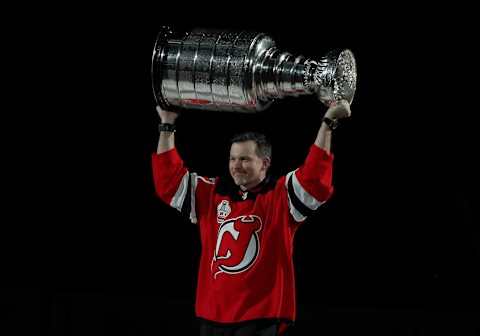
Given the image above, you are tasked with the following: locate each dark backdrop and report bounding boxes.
[4,1,479,316]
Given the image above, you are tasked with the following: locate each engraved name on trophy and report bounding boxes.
[151,26,357,113]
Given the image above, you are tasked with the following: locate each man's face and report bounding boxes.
[229,140,267,190]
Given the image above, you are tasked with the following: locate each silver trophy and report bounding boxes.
[151,26,357,113]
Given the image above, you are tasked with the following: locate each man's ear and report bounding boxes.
[262,157,271,171]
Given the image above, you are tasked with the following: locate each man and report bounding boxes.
[152,99,351,335]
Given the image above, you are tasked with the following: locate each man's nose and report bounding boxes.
[232,159,242,168]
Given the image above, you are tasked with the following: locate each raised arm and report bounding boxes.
[314,99,351,153]
[156,105,181,154]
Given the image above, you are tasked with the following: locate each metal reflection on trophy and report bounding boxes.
[151,26,357,113]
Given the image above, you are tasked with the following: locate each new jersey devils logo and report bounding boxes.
[211,215,262,279]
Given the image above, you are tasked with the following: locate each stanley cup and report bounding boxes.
[151,26,357,113]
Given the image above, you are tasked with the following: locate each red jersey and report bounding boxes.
[151,144,334,325]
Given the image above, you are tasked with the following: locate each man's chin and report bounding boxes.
[233,178,247,186]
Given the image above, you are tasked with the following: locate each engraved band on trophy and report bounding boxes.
[151,26,357,113]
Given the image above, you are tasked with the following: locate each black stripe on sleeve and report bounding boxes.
[287,175,316,218]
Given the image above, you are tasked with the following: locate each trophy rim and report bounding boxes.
[151,26,187,112]
[315,48,357,106]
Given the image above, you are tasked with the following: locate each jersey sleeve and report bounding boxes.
[152,148,190,212]
[151,148,216,224]
[285,144,334,222]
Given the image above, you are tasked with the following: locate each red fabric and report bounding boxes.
[277,322,290,335]
[151,144,334,325]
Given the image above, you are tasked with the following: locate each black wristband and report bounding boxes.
[158,123,176,132]
[322,117,338,130]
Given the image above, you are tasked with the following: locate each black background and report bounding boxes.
[5,1,479,315]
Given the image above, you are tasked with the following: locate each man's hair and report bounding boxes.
[230,131,272,161]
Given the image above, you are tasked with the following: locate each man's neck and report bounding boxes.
[240,175,268,192]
